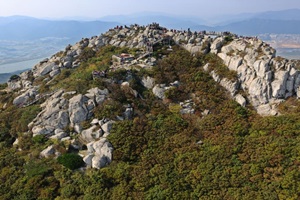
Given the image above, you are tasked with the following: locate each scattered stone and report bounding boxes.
[40,145,56,158]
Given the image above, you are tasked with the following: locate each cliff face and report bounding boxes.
[3,23,300,169]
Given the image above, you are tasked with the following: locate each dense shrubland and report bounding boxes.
[0,43,300,199]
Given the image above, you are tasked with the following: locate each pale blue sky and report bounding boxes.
[0,0,299,19]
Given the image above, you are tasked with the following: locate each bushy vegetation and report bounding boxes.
[57,153,85,170]
[0,42,300,199]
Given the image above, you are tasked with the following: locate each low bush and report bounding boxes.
[57,153,85,170]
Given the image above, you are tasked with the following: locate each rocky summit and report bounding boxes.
[1,23,300,199]
[4,23,300,167]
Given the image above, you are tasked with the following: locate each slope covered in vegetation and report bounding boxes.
[0,24,300,199]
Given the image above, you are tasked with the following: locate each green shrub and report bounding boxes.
[25,160,52,178]
[78,47,96,62]
[57,153,85,170]
[32,134,47,144]
[12,105,42,133]
[0,83,7,90]
[224,35,233,45]
[9,74,20,81]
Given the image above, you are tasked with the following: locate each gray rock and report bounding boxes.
[83,154,94,167]
[203,63,210,71]
[50,69,60,77]
[80,125,103,143]
[50,131,68,140]
[152,84,166,99]
[7,80,22,90]
[91,119,99,125]
[235,94,247,107]
[40,145,55,158]
[218,53,231,66]
[253,60,270,78]
[248,78,270,105]
[219,78,239,96]
[32,125,55,136]
[13,95,29,106]
[33,62,58,77]
[210,37,224,53]
[141,76,155,89]
[271,71,289,98]
[228,56,243,71]
[257,104,278,116]
[63,61,72,68]
[91,138,113,169]
[13,87,38,106]
[201,109,210,116]
[123,107,134,120]
[61,137,71,142]
[101,121,114,133]
[85,88,108,105]
[297,87,300,98]
[13,138,19,146]
[31,93,70,132]
[69,94,89,127]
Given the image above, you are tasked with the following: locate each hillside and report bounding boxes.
[1,24,300,199]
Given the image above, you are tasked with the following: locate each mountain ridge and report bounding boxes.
[1,23,300,199]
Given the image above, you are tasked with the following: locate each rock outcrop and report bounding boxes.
[7,23,300,170]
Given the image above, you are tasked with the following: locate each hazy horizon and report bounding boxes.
[1,0,300,21]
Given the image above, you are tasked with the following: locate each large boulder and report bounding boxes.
[33,62,58,77]
[210,37,224,54]
[91,138,113,169]
[228,56,243,71]
[253,60,270,78]
[69,94,89,127]
[30,90,69,131]
[80,125,103,143]
[13,87,38,106]
[248,78,270,106]
[271,70,289,98]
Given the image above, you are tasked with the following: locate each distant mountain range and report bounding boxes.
[99,9,300,35]
[191,19,300,35]
[1,9,300,80]
[0,16,118,41]
[1,9,300,41]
